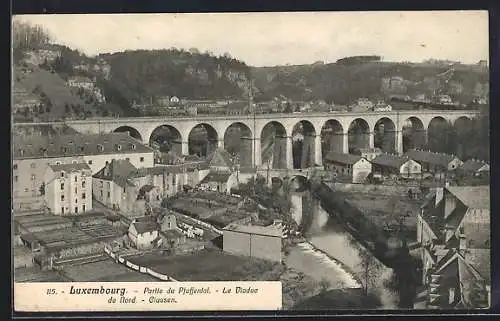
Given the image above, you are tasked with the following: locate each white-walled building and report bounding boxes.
[128,217,161,250]
[12,133,154,198]
[67,76,95,90]
[323,152,373,183]
[44,163,93,215]
[371,154,422,179]
[92,159,210,214]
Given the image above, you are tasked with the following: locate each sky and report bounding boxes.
[13,11,489,67]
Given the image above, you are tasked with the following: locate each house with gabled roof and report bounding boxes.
[92,158,211,215]
[404,149,463,177]
[323,152,372,183]
[128,216,161,250]
[196,148,237,193]
[417,185,490,309]
[371,154,421,178]
[460,159,490,177]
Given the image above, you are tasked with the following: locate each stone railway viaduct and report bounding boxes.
[15,110,479,170]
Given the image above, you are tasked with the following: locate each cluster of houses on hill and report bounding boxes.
[323,148,489,184]
[66,76,106,104]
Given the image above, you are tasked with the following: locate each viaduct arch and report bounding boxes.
[19,110,480,169]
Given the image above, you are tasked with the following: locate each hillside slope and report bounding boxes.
[14,64,98,120]
[101,49,252,102]
[251,61,489,104]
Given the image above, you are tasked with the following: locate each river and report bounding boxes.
[284,192,398,309]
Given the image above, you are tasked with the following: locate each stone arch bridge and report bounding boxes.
[15,110,479,169]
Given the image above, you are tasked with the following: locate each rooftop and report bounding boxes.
[446,185,490,210]
[92,159,138,188]
[371,154,411,169]
[131,220,159,234]
[223,223,282,237]
[464,248,491,283]
[324,152,362,165]
[199,171,232,184]
[404,149,460,167]
[48,162,91,172]
[13,132,153,160]
[461,159,490,172]
[207,147,234,169]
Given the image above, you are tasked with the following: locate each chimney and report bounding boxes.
[459,234,467,251]
[435,187,444,206]
[104,161,111,177]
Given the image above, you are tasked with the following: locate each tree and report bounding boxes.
[64,103,70,114]
[319,278,331,293]
[357,249,379,296]
[39,183,45,195]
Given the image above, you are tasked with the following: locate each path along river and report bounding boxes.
[284,193,398,308]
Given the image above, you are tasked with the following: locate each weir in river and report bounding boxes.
[285,182,402,308]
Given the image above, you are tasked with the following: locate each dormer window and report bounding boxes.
[55,161,61,165]
[61,146,67,153]
[130,143,136,150]
[115,144,122,151]
[97,144,104,152]
[79,146,84,152]
[61,172,65,178]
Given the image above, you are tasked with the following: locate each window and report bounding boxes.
[61,195,65,201]
[449,288,455,305]
[414,166,418,171]
[105,161,109,165]
[82,192,86,199]
[75,198,78,203]
[107,182,110,188]
[74,207,78,214]
[126,158,130,161]
[74,176,77,182]
[61,207,65,214]
[82,181,86,188]
[14,176,18,182]
[140,157,144,162]
[61,172,65,178]
[83,204,86,212]
[56,161,61,165]
[31,174,36,181]
[13,164,18,170]
[60,183,64,190]
[100,181,103,187]
[88,160,93,165]
[100,190,103,197]
[72,160,77,164]
[107,192,110,198]
[74,187,77,194]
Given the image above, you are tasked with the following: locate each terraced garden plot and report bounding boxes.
[127,250,282,281]
[14,267,68,282]
[62,259,136,281]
